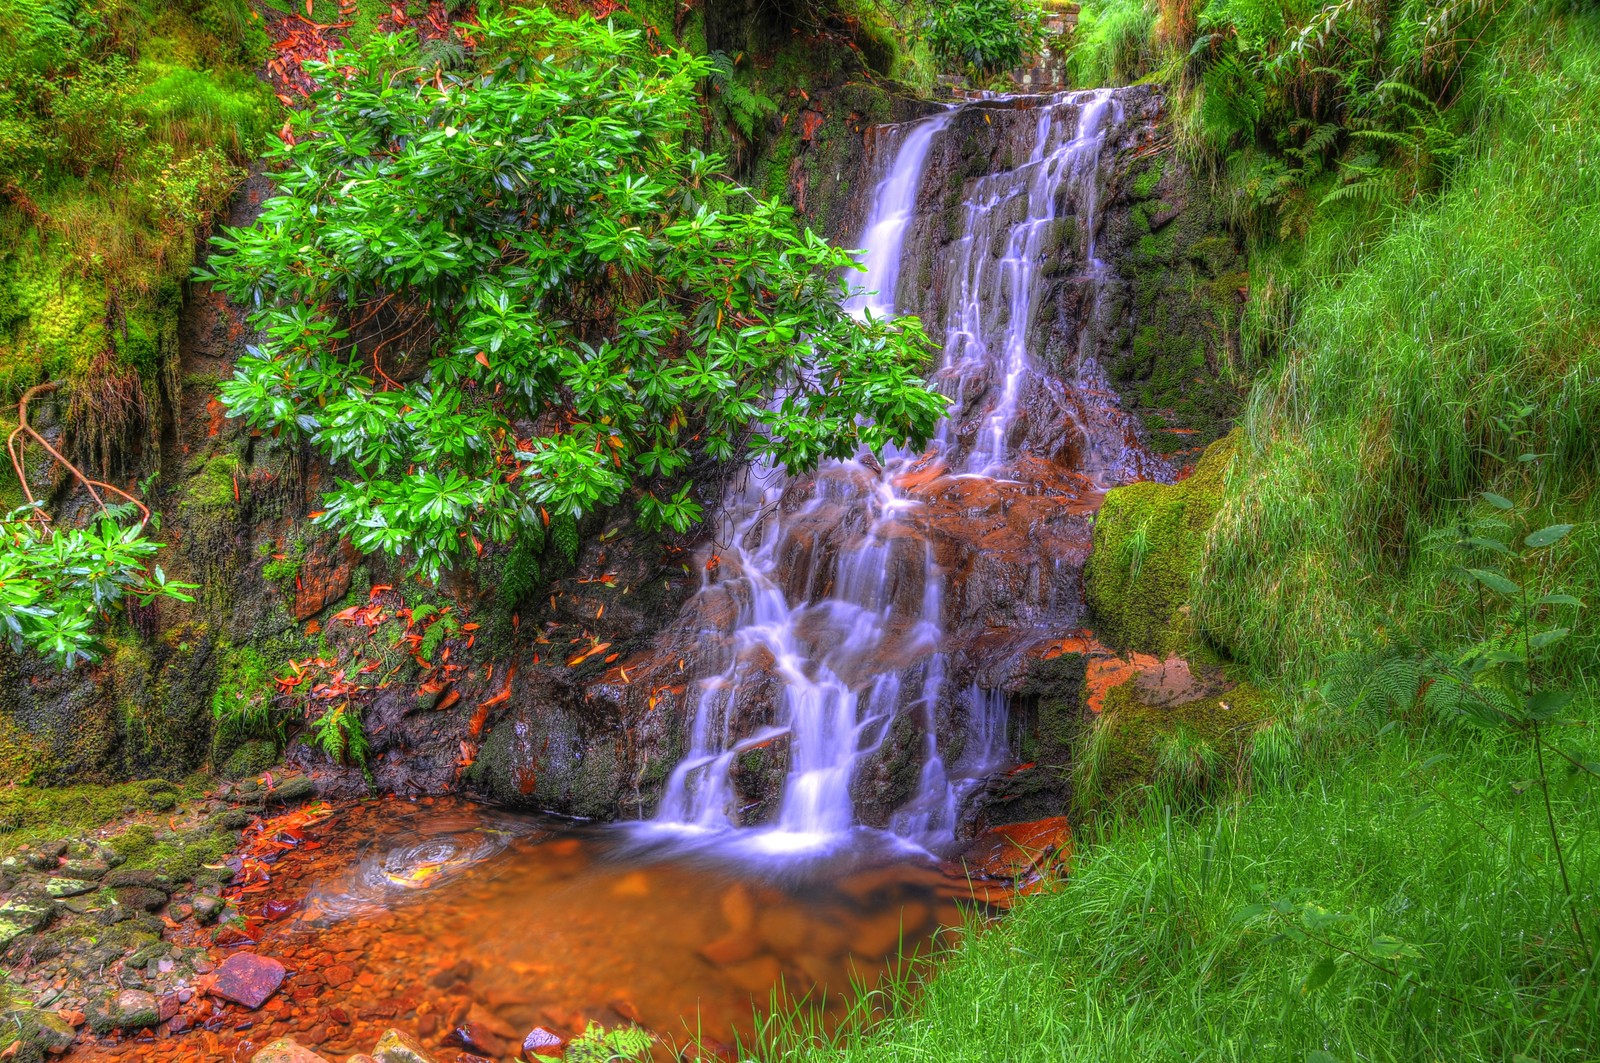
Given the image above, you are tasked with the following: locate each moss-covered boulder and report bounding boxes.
[1075,672,1272,820]
[1085,432,1238,655]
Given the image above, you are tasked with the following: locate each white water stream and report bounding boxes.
[647,90,1131,852]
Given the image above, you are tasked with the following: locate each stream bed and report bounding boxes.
[77,797,1005,1062]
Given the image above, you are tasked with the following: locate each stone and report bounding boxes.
[59,859,108,880]
[522,1027,563,1058]
[113,886,167,912]
[87,989,160,1033]
[697,932,759,967]
[210,952,287,1009]
[251,1037,331,1063]
[105,869,173,891]
[44,878,96,898]
[0,898,54,949]
[265,774,317,804]
[193,894,226,924]
[4,1008,76,1056]
[211,809,256,831]
[372,1028,437,1063]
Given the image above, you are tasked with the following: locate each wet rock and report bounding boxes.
[0,898,54,949]
[192,894,226,924]
[43,878,96,898]
[60,859,108,880]
[114,886,168,912]
[210,952,287,1009]
[522,1027,564,1058]
[105,869,173,892]
[265,774,317,805]
[1,1008,76,1058]
[444,1025,504,1058]
[698,933,759,967]
[293,535,353,619]
[372,1028,438,1063]
[211,808,256,831]
[251,1037,331,1063]
[86,988,160,1033]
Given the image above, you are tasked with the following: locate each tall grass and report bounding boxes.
[1194,15,1600,686]
[767,707,1599,1062]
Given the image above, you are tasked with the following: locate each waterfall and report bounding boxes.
[647,90,1144,852]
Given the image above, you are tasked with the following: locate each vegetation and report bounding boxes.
[0,0,277,666]
[774,4,1600,1062]
[924,0,1045,77]
[204,8,944,582]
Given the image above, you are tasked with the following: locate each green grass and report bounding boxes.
[1194,15,1600,686]
[768,707,1599,1062]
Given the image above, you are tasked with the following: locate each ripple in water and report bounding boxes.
[297,810,542,925]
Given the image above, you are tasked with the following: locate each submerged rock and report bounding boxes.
[210,952,287,1009]
[522,1026,564,1058]
[372,1028,437,1063]
[251,1038,330,1063]
[86,988,160,1033]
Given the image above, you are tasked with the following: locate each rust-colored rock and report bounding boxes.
[211,952,288,1009]
[697,932,759,967]
[293,536,354,620]
[372,1028,436,1063]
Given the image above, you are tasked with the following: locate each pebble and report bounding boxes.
[522,1026,563,1058]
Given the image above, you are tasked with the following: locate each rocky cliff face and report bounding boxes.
[1,50,1245,831]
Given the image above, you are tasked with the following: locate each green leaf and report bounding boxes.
[1308,1054,1342,1063]
[1480,492,1515,510]
[1303,955,1337,992]
[1524,523,1574,548]
[1465,568,1519,596]
[1525,689,1573,721]
[1528,627,1569,650]
[1536,593,1583,607]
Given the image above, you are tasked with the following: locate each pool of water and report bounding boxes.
[101,797,992,1061]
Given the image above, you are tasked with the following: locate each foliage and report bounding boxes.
[924,0,1046,76]
[203,9,944,582]
[308,704,370,767]
[566,1023,654,1063]
[0,0,277,396]
[0,505,194,667]
[706,50,779,142]
[766,685,1598,1063]
[1195,17,1600,685]
[1068,0,1157,86]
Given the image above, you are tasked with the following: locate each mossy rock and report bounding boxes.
[1085,432,1238,656]
[221,739,278,780]
[1076,676,1272,819]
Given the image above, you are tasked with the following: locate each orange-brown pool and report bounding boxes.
[81,796,991,1062]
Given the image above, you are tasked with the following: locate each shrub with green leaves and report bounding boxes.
[203,8,944,581]
[925,0,1046,77]
[0,506,195,668]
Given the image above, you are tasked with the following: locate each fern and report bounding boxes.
[310,705,369,766]
[552,511,580,566]
[565,1023,653,1063]
[706,51,776,141]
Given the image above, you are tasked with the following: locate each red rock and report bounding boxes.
[697,933,758,967]
[293,536,354,619]
[323,965,354,988]
[522,1026,563,1058]
[210,953,288,1010]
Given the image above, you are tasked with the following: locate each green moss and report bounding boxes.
[1085,432,1238,655]
[0,776,208,852]
[1076,678,1271,818]
[104,821,235,884]
[210,643,286,750]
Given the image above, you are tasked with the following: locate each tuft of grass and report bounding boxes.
[1194,16,1600,688]
[763,703,1600,1062]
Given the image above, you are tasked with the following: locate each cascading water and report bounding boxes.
[647,89,1155,853]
